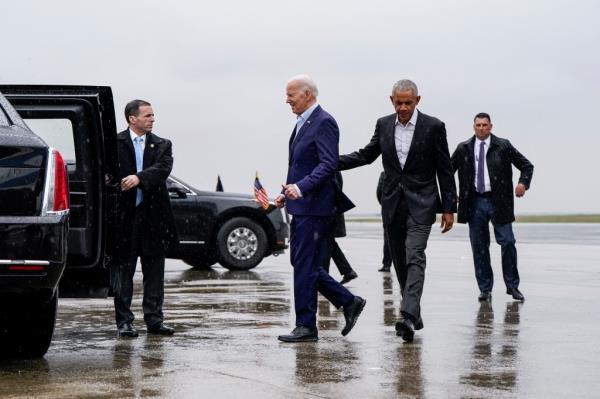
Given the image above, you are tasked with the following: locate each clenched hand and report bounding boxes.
[121,175,140,191]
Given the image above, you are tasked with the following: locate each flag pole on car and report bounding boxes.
[254,172,270,210]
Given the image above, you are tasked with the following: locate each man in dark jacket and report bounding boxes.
[451,112,533,302]
[339,79,456,342]
[113,99,178,337]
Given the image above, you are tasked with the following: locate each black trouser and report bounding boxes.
[114,207,165,329]
[322,237,354,276]
[386,202,432,321]
[382,227,392,268]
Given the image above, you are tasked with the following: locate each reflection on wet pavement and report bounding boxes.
[460,301,521,395]
[1,223,599,398]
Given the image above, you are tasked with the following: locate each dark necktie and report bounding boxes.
[476,141,485,193]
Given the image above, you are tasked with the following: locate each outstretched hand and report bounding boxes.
[440,213,454,233]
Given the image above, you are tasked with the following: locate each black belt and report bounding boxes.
[473,191,492,198]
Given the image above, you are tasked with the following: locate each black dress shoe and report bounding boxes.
[378,266,391,272]
[506,288,525,301]
[340,271,358,285]
[395,318,415,342]
[278,326,318,342]
[414,316,424,331]
[118,323,139,338]
[342,296,366,336]
[478,291,492,301]
[148,323,175,336]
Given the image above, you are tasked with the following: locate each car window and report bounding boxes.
[167,177,194,194]
[24,118,76,162]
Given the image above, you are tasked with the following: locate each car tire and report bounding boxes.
[0,290,57,358]
[183,258,216,270]
[216,217,267,270]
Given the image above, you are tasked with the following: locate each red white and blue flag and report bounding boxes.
[254,172,270,209]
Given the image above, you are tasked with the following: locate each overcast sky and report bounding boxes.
[2,0,599,215]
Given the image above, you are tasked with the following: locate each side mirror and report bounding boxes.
[168,186,187,199]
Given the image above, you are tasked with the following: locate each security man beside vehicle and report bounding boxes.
[113,99,178,337]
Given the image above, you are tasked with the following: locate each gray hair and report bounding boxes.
[287,74,319,97]
[392,79,418,96]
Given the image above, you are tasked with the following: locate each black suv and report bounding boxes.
[167,175,289,270]
[0,85,288,357]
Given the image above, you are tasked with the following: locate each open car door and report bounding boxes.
[0,85,121,297]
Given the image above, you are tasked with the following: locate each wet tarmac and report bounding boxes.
[1,223,599,398]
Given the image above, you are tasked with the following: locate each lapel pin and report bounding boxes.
[150,144,154,148]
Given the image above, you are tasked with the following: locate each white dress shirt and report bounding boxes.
[394,110,418,168]
[474,136,491,192]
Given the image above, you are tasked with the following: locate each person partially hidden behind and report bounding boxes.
[276,75,366,343]
[376,171,392,273]
[113,99,178,337]
[451,112,534,302]
[322,172,359,285]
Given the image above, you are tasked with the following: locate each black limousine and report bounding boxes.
[0,90,72,357]
[0,85,288,357]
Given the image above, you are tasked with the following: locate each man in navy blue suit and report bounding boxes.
[276,75,366,343]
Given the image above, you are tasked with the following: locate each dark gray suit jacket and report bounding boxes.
[451,134,534,224]
[339,111,457,226]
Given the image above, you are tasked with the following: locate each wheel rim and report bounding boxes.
[226,227,258,261]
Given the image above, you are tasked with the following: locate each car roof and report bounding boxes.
[0,92,48,148]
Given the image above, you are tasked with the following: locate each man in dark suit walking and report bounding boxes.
[276,75,366,343]
[451,112,533,302]
[339,80,456,341]
[113,99,178,337]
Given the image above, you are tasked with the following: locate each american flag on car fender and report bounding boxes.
[254,172,270,209]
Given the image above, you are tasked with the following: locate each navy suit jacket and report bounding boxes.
[285,105,350,217]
